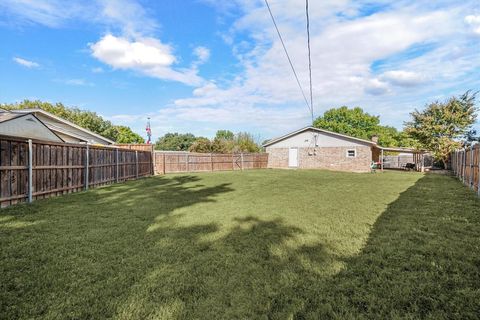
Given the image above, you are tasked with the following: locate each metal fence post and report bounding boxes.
[135,150,139,179]
[85,145,89,190]
[116,148,119,183]
[28,139,33,203]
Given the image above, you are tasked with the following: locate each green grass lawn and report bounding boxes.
[1,170,479,319]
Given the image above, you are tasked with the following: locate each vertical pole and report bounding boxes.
[463,149,467,185]
[210,153,213,171]
[469,147,473,188]
[162,153,166,174]
[241,153,244,171]
[381,149,384,172]
[186,154,189,172]
[85,145,89,190]
[135,151,139,179]
[477,146,480,196]
[115,148,119,183]
[27,139,33,203]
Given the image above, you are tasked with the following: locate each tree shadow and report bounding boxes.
[2,173,479,319]
[297,174,480,319]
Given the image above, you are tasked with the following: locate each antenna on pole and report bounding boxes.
[146,117,152,144]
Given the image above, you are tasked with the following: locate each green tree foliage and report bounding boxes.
[103,126,145,144]
[188,131,261,153]
[1,100,144,143]
[215,130,234,140]
[405,91,478,168]
[313,106,415,147]
[188,138,212,153]
[155,133,198,151]
[233,132,261,153]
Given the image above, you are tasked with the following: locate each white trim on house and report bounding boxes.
[263,126,376,148]
[13,109,115,145]
[346,149,356,158]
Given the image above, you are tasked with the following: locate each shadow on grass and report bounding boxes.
[1,174,479,319]
[299,174,480,319]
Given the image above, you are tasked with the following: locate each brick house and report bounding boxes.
[263,127,381,172]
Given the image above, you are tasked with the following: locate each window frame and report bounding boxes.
[346,149,356,158]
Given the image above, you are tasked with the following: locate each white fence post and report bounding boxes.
[85,144,89,190]
[28,139,33,203]
[135,150,139,179]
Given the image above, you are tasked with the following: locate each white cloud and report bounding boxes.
[91,67,104,73]
[465,15,480,35]
[97,0,158,37]
[364,79,390,95]
[0,0,155,35]
[193,46,210,65]
[90,34,203,85]
[159,0,480,135]
[64,78,93,86]
[380,70,427,87]
[13,57,40,68]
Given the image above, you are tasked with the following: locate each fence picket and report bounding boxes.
[451,145,480,196]
[0,136,153,208]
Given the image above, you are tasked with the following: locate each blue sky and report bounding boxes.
[0,0,479,142]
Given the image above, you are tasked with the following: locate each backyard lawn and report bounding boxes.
[1,170,479,319]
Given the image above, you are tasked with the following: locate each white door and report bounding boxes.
[288,148,298,167]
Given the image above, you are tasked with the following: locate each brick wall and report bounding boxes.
[266,146,372,172]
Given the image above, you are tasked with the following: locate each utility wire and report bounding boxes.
[305,0,314,124]
[264,0,312,119]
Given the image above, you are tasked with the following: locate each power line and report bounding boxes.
[305,0,314,124]
[264,0,312,119]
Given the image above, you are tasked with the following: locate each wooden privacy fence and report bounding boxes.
[0,136,153,207]
[154,152,268,174]
[451,144,480,196]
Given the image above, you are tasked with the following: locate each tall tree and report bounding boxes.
[405,91,478,168]
[155,133,198,151]
[0,100,144,143]
[313,106,414,147]
[215,130,234,140]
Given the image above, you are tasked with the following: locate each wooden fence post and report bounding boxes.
[186,154,189,172]
[469,147,473,188]
[162,153,166,174]
[241,153,244,171]
[85,144,89,190]
[462,149,466,184]
[115,148,119,183]
[477,146,480,197]
[135,150,139,179]
[210,153,213,171]
[27,139,33,203]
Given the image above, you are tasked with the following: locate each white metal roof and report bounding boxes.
[263,126,377,147]
[13,109,115,144]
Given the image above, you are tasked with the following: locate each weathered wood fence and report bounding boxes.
[154,152,268,174]
[451,144,480,196]
[0,136,153,207]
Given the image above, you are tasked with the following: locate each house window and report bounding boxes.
[347,149,356,158]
